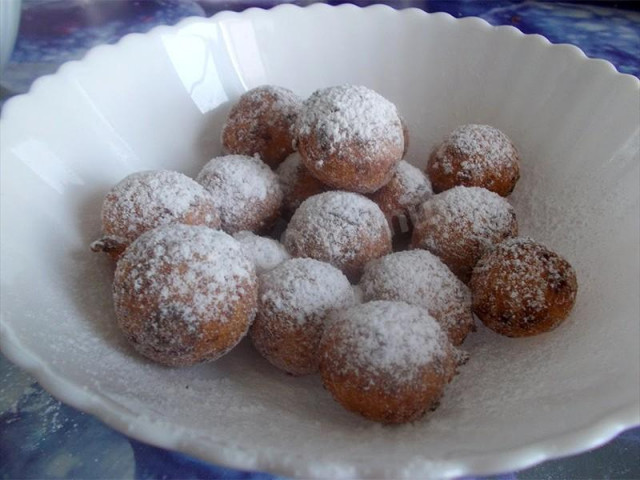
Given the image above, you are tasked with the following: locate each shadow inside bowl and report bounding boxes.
[67,187,132,358]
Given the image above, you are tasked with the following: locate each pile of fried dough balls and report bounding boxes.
[92,84,577,424]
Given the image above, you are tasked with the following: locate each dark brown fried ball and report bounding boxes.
[276,152,329,218]
[319,300,458,424]
[294,85,404,194]
[113,224,257,367]
[470,237,578,337]
[221,85,302,168]
[427,124,520,197]
[250,258,355,375]
[411,186,518,283]
[283,191,392,281]
[91,170,220,260]
[368,160,432,235]
[360,250,474,346]
[196,154,282,234]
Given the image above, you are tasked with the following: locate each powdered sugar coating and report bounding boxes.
[412,186,518,283]
[319,300,459,424]
[294,85,404,193]
[444,125,514,164]
[428,124,520,196]
[196,154,283,234]
[321,300,452,382]
[471,237,578,337]
[296,85,403,153]
[283,191,392,280]
[276,152,328,216]
[368,160,432,230]
[250,258,355,375]
[221,85,302,168]
[113,224,257,366]
[360,250,473,345]
[233,231,290,275]
[96,170,220,255]
[259,258,354,326]
[395,160,433,205]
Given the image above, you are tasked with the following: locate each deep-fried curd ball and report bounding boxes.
[283,191,392,281]
[196,154,282,234]
[221,85,302,168]
[427,124,520,196]
[294,85,404,194]
[91,170,220,259]
[250,258,355,375]
[360,250,473,346]
[319,300,458,424]
[411,186,518,283]
[470,237,578,337]
[113,224,257,367]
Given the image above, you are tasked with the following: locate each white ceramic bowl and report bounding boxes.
[1,4,639,479]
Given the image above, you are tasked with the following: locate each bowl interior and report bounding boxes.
[1,5,639,479]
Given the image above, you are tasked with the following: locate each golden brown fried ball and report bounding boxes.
[221,85,302,168]
[196,154,282,234]
[250,258,355,375]
[113,224,257,367]
[294,85,404,194]
[427,124,520,196]
[91,170,220,260]
[470,237,578,337]
[319,300,458,424]
[411,186,518,283]
[360,250,474,346]
[283,191,392,281]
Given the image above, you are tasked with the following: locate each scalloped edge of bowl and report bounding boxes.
[1,4,639,479]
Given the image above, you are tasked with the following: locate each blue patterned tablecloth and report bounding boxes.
[1,1,639,479]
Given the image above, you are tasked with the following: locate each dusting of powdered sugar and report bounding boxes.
[283,191,391,263]
[259,258,355,327]
[370,160,432,215]
[323,301,448,382]
[352,284,364,304]
[276,153,304,196]
[114,224,256,328]
[367,160,432,232]
[223,85,302,135]
[415,186,516,250]
[101,170,219,241]
[221,85,302,164]
[196,155,282,232]
[394,160,433,206]
[295,85,403,161]
[233,231,290,275]
[432,124,518,178]
[360,250,472,339]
